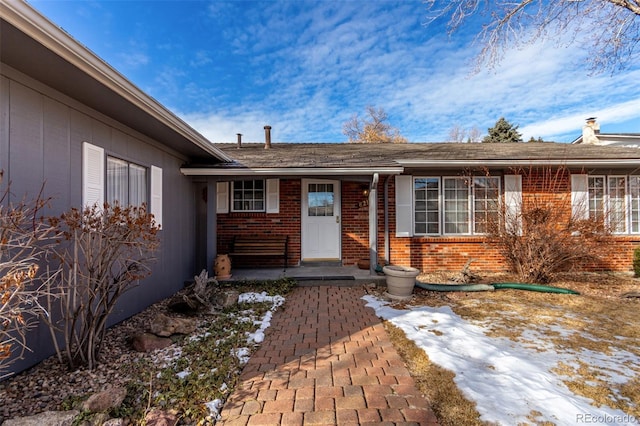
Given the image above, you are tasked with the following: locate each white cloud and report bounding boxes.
[189,51,213,67]
[118,51,149,68]
[521,98,640,142]
[163,1,640,143]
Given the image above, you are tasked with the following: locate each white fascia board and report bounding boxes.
[573,134,640,145]
[396,159,640,168]
[1,1,232,163]
[180,167,405,176]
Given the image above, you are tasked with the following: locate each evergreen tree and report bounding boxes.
[482,117,522,143]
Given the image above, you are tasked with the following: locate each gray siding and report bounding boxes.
[1,68,198,374]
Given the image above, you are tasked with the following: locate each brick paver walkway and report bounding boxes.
[218,286,439,425]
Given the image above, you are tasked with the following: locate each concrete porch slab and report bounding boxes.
[219,265,387,286]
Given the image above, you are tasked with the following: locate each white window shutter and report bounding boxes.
[266,178,280,213]
[150,166,162,227]
[571,174,589,219]
[395,175,413,237]
[504,175,522,235]
[82,142,104,207]
[216,181,229,213]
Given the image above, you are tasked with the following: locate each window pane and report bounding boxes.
[414,178,439,235]
[473,177,500,233]
[443,178,469,234]
[308,183,334,217]
[129,164,147,206]
[631,176,640,233]
[107,157,127,205]
[588,177,605,221]
[232,180,266,212]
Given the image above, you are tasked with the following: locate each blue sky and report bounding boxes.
[29,0,640,143]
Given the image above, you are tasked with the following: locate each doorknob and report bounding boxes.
[336,215,340,223]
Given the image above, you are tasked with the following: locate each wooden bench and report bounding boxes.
[229,235,288,270]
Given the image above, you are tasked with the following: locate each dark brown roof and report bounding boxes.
[199,142,640,170]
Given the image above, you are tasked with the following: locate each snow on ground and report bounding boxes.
[239,292,285,344]
[205,291,285,419]
[363,295,639,426]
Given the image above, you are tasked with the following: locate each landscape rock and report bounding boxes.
[216,290,239,308]
[131,332,173,352]
[144,408,179,426]
[103,419,125,426]
[78,412,110,426]
[2,410,79,426]
[82,385,127,412]
[149,313,197,337]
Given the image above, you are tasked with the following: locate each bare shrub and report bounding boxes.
[44,203,160,370]
[488,166,610,283]
[0,172,56,378]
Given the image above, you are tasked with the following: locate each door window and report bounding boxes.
[308,183,334,216]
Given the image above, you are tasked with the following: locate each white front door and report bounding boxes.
[301,179,341,260]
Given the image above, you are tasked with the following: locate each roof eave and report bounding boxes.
[397,159,640,168]
[180,167,405,176]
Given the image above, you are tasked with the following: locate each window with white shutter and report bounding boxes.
[504,175,522,235]
[82,142,104,207]
[395,175,413,237]
[150,166,162,227]
[266,178,280,213]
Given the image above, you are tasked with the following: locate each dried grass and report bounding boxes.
[386,271,640,425]
[384,322,490,426]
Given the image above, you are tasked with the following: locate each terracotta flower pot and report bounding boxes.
[214,254,232,280]
[357,259,370,270]
[383,265,420,300]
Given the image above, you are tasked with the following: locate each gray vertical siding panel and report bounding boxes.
[5,82,56,374]
[91,120,112,153]
[42,97,71,213]
[69,109,91,208]
[107,153,198,325]
[1,76,9,182]
[2,72,201,375]
[8,82,44,201]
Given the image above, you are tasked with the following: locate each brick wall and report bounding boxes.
[216,174,639,273]
[386,171,639,273]
[217,179,301,268]
[341,181,370,265]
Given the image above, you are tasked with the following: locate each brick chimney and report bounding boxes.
[264,125,272,149]
[236,133,242,149]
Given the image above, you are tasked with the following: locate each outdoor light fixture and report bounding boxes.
[357,185,370,208]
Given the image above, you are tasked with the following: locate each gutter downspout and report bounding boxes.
[369,173,379,275]
[384,175,390,265]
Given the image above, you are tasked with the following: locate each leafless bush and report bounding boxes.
[488,166,610,283]
[43,203,160,370]
[0,172,56,378]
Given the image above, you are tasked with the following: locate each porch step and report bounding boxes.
[299,260,343,267]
